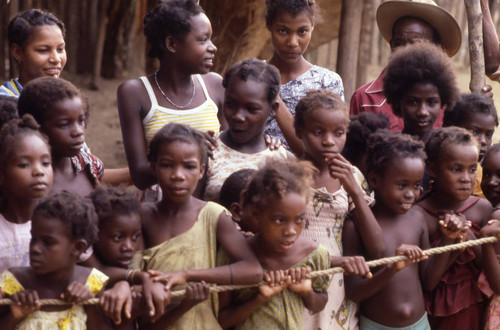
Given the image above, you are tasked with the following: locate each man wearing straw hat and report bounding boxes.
[350,0,461,132]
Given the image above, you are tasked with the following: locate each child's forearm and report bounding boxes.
[345,264,398,303]
[482,243,500,293]
[350,193,386,259]
[297,290,327,313]
[184,262,262,285]
[218,293,268,329]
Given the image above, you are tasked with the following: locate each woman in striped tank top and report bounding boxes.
[117,0,225,190]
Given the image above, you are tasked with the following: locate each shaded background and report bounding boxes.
[1,0,500,168]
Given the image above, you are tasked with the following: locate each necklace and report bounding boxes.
[154,71,196,109]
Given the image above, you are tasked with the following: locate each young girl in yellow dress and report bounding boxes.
[0,191,110,329]
[130,123,262,329]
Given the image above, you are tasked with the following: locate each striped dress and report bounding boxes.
[141,74,220,146]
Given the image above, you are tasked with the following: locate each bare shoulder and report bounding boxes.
[201,72,224,101]
[401,207,428,233]
[470,197,493,226]
[201,71,223,85]
[490,208,500,220]
[7,267,31,286]
[117,77,147,96]
[296,237,319,259]
[74,265,93,284]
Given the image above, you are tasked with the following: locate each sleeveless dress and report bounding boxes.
[140,75,220,147]
[0,268,108,330]
[264,65,344,148]
[130,202,228,330]
[417,196,486,330]
[233,245,331,330]
[203,136,289,202]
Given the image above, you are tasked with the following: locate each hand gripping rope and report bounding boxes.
[0,236,497,306]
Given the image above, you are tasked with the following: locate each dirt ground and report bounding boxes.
[71,67,500,170]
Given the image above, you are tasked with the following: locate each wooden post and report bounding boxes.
[465,0,486,93]
[337,0,363,104]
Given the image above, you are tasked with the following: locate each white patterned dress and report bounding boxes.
[264,65,344,148]
[301,167,369,330]
[203,136,289,202]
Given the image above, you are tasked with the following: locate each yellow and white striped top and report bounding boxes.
[141,75,220,146]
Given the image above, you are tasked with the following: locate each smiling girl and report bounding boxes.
[0,9,66,97]
[264,0,344,153]
[118,0,225,191]
[201,59,289,202]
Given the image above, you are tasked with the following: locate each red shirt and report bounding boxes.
[350,68,443,132]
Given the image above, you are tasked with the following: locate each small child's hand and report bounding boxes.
[180,281,210,310]
[286,266,312,295]
[438,212,470,241]
[202,130,218,152]
[150,270,187,291]
[10,290,41,321]
[143,278,171,323]
[60,281,94,304]
[258,270,287,301]
[339,256,372,278]
[99,280,132,325]
[326,154,360,196]
[264,134,283,151]
[394,244,428,270]
[481,219,500,238]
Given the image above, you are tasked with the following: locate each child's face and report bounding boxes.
[30,215,80,275]
[224,78,276,145]
[13,25,66,83]
[95,213,142,268]
[255,192,307,254]
[430,144,478,201]
[0,134,52,199]
[460,112,496,162]
[370,157,425,215]
[268,10,313,64]
[174,13,216,74]
[481,151,500,206]
[400,82,441,138]
[41,97,85,157]
[153,140,204,203]
[297,107,347,166]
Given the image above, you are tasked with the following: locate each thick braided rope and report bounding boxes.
[0,236,497,306]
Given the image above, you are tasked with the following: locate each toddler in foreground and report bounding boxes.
[218,159,332,329]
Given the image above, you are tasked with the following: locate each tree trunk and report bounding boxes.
[357,0,377,88]
[90,0,110,90]
[465,0,486,92]
[337,0,363,103]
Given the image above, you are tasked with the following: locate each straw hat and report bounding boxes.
[376,0,462,57]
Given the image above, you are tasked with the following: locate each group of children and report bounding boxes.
[1,0,500,329]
